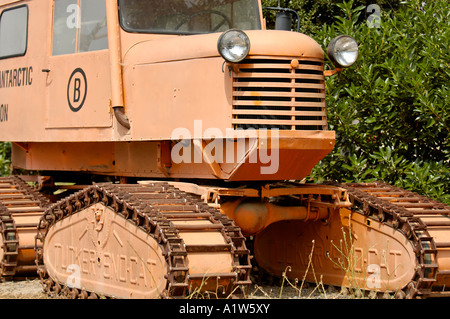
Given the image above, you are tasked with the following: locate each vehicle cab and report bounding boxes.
[0,0,357,182]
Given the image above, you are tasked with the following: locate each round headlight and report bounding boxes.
[327,35,359,68]
[217,29,250,63]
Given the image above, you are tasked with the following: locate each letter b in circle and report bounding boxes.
[67,68,87,112]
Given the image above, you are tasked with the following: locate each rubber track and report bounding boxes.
[35,182,252,299]
[339,182,450,298]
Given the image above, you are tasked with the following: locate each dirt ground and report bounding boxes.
[0,277,347,299]
[0,278,49,299]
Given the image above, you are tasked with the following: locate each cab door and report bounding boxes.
[45,0,112,130]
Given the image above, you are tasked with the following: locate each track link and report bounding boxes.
[35,182,251,299]
[340,182,450,298]
[0,176,50,279]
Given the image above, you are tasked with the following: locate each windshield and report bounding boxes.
[118,0,261,34]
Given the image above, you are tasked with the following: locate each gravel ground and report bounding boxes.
[0,277,348,299]
[249,283,348,299]
[0,278,49,299]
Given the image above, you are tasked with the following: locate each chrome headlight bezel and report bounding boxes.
[217,29,250,63]
[327,35,359,68]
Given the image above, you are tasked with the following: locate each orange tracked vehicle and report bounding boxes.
[0,0,449,298]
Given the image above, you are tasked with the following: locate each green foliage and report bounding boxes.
[298,0,449,204]
[0,142,11,176]
[262,0,402,33]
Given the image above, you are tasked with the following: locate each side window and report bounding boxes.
[53,0,77,55]
[0,5,28,59]
[52,0,108,56]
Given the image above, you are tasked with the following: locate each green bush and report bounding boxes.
[0,142,10,177]
[298,0,449,204]
[262,0,402,34]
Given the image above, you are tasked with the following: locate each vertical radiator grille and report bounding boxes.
[232,57,327,130]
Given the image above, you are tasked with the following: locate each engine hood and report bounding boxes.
[123,30,324,65]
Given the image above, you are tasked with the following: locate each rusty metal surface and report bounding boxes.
[0,176,50,278]
[35,182,251,299]
[254,182,450,298]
